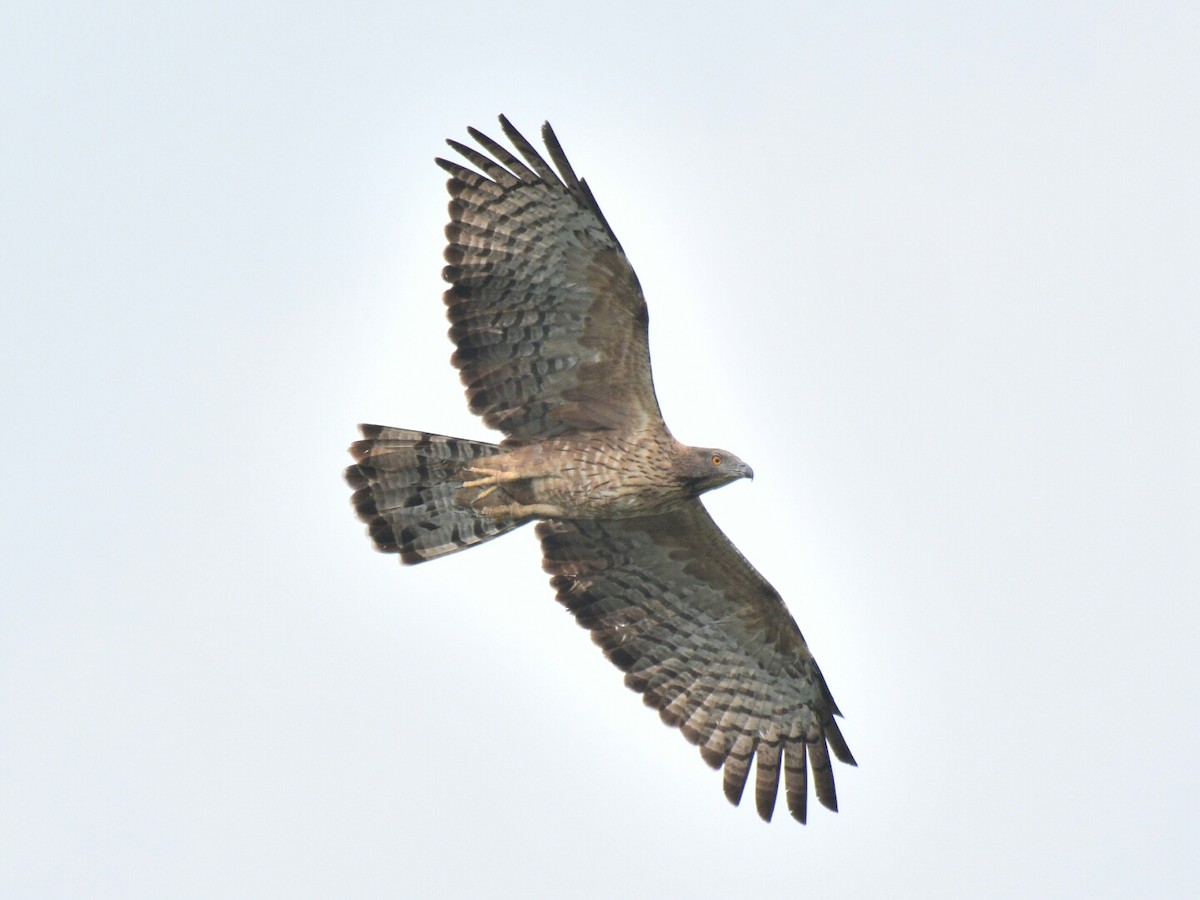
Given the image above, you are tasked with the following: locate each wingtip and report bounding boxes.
[825,718,857,766]
[497,114,522,145]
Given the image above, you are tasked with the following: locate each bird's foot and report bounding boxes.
[481,501,562,520]
[462,466,524,490]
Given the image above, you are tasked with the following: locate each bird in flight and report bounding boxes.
[345,116,855,822]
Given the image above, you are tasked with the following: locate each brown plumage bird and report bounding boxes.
[345,116,855,823]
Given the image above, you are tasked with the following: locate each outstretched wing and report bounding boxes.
[438,116,664,443]
[538,502,856,823]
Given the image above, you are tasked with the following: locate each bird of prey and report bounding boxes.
[345,116,855,823]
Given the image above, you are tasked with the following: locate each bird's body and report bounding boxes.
[463,433,749,520]
[345,117,855,823]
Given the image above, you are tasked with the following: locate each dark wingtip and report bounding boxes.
[399,547,429,565]
[348,483,378,518]
[825,718,857,766]
[366,515,399,553]
[723,777,747,809]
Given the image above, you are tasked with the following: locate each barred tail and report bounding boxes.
[344,424,526,564]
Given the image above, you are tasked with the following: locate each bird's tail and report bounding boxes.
[345,425,527,564]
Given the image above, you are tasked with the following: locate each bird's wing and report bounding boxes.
[537,501,855,822]
[439,116,664,442]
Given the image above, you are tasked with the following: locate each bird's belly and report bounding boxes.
[525,444,684,520]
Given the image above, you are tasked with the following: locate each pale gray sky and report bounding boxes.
[3,2,1199,897]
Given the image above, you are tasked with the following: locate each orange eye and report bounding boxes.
[711,454,722,466]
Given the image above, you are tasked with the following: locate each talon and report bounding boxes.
[461,467,492,490]
[462,466,522,490]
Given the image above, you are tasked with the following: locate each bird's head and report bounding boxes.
[678,446,754,495]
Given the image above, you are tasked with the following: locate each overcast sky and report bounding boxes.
[4,2,1199,897]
